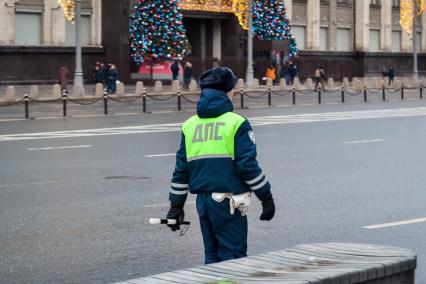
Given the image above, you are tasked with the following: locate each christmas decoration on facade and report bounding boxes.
[252,0,298,59]
[58,0,75,23]
[400,0,425,34]
[129,0,190,65]
[179,0,248,29]
[179,0,298,58]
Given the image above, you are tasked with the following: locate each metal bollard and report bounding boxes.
[401,83,404,100]
[421,83,423,99]
[240,89,245,109]
[382,85,386,101]
[292,88,296,105]
[363,86,367,102]
[318,89,322,104]
[177,88,181,111]
[142,88,147,113]
[341,87,345,103]
[62,90,67,117]
[103,90,108,115]
[267,86,272,106]
[24,94,29,119]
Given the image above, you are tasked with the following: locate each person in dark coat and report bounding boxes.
[107,64,118,94]
[171,60,180,81]
[388,66,395,86]
[289,61,297,85]
[183,61,193,89]
[58,65,70,93]
[165,67,275,264]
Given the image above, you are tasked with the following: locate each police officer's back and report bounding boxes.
[166,67,275,264]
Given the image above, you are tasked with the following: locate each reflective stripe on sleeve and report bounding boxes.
[250,178,268,191]
[171,183,188,189]
[170,188,189,195]
[245,172,264,185]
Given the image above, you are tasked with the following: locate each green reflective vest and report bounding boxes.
[182,112,246,162]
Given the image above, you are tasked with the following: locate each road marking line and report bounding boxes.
[2,107,426,141]
[145,153,176,157]
[0,180,61,189]
[344,139,384,144]
[27,145,92,151]
[363,217,426,229]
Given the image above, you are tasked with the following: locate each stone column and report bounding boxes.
[328,0,337,51]
[306,0,320,50]
[422,12,426,52]
[212,19,221,60]
[50,3,66,45]
[43,0,52,44]
[0,1,16,44]
[355,0,369,51]
[92,0,102,46]
[284,0,292,22]
[380,0,392,51]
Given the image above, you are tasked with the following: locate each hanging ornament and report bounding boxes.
[58,0,75,23]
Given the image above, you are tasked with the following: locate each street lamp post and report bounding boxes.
[74,0,84,89]
[245,0,254,86]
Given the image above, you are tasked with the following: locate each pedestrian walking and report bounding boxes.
[289,61,297,85]
[183,62,193,89]
[314,66,326,91]
[388,66,395,86]
[165,67,275,264]
[264,64,276,84]
[100,63,109,89]
[281,61,290,84]
[58,65,70,93]
[171,60,180,81]
[107,64,118,94]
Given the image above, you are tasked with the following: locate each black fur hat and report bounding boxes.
[199,67,237,92]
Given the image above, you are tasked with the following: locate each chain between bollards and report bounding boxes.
[24,94,29,119]
[177,88,181,111]
[341,87,345,103]
[292,88,296,105]
[142,88,147,113]
[382,85,386,101]
[401,83,404,100]
[62,90,68,117]
[103,90,108,115]
[363,86,367,102]
[240,88,245,109]
[267,86,272,106]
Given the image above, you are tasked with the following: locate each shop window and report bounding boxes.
[369,29,380,51]
[292,26,305,50]
[14,12,41,45]
[392,31,401,52]
[337,28,351,51]
[320,28,328,50]
[65,15,92,46]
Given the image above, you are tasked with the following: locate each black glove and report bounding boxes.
[259,197,275,221]
[166,205,184,231]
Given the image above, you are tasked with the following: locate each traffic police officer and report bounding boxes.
[166,67,275,264]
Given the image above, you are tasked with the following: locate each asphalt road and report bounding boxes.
[0,100,426,283]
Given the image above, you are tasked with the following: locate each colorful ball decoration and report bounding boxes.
[129,0,190,65]
[252,0,299,59]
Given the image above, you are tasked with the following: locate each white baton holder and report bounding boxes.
[212,192,252,216]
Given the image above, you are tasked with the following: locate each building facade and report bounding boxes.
[0,0,425,84]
